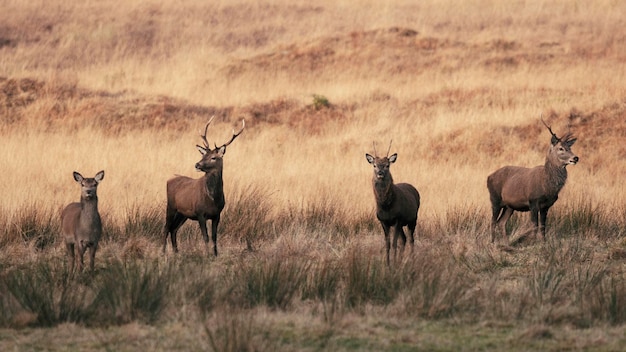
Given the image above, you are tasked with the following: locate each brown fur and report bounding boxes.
[163,118,244,256]
[366,152,420,265]
[487,124,578,243]
[61,170,104,272]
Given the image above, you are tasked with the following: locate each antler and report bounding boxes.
[198,116,216,150]
[197,116,245,151]
[218,119,245,149]
[371,140,393,157]
[540,115,560,142]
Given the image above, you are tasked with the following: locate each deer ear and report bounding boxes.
[550,135,560,146]
[217,145,226,156]
[95,170,105,183]
[365,154,375,164]
[73,172,83,183]
[196,145,207,155]
[565,138,577,147]
[389,154,397,163]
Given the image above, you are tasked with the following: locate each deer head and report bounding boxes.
[74,170,104,201]
[195,116,245,173]
[365,141,396,180]
[541,118,579,167]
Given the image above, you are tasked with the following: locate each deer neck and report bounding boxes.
[79,197,100,226]
[373,175,395,210]
[543,158,568,194]
[203,170,224,201]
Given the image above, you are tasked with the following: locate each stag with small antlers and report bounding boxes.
[366,141,421,265]
[487,118,578,244]
[164,117,245,256]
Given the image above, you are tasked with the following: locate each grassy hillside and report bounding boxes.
[1,0,626,350]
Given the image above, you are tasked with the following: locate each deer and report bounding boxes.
[487,118,578,244]
[164,116,245,256]
[366,141,421,265]
[61,170,105,272]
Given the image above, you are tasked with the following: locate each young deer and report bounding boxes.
[366,142,421,265]
[61,170,105,272]
[164,117,244,256]
[487,119,578,243]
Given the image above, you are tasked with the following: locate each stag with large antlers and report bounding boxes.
[366,141,421,265]
[487,118,578,244]
[164,117,245,256]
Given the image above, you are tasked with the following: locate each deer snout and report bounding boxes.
[570,156,579,165]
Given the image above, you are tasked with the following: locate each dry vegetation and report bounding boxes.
[1,0,626,350]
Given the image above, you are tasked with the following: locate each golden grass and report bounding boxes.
[1,116,621,227]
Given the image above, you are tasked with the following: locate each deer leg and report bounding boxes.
[211,215,220,257]
[407,221,416,254]
[163,221,171,253]
[88,244,97,271]
[397,226,407,260]
[538,208,549,241]
[496,207,514,242]
[170,229,179,253]
[66,242,75,272]
[164,206,175,252]
[530,207,540,240]
[492,206,504,223]
[198,217,211,256]
[381,222,391,266]
[162,226,170,253]
[490,193,503,223]
[491,206,505,243]
[77,241,87,272]
[172,213,188,252]
[165,212,186,253]
[392,226,400,262]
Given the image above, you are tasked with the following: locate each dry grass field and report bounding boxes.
[1,0,626,350]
